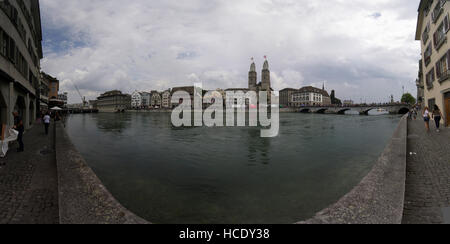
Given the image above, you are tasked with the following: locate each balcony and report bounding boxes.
[438,69,450,83]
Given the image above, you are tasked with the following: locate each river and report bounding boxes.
[65,112,401,224]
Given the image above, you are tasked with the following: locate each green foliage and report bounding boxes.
[401,93,416,105]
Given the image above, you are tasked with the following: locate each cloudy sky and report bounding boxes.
[40,0,422,104]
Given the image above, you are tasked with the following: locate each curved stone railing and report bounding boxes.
[298,115,408,224]
[54,123,148,224]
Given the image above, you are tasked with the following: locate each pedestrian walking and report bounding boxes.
[423,106,431,133]
[43,112,51,135]
[12,112,24,152]
[432,105,443,132]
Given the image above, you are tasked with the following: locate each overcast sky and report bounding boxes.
[40,0,422,104]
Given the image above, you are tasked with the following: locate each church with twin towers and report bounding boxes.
[224,57,273,105]
[248,58,273,94]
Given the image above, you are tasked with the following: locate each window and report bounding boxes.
[424,1,432,17]
[423,22,431,45]
[436,50,450,82]
[8,37,15,63]
[0,28,5,57]
[433,14,449,50]
[432,0,446,23]
[424,44,432,66]
[426,68,436,89]
[14,50,28,79]
[428,98,436,109]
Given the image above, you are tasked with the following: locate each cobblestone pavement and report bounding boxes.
[402,119,450,224]
[0,124,59,224]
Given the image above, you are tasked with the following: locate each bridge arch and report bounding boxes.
[337,108,351,114]
[361,108,376,115]
[300,108,310,113]
[315,108,327,114]
[398,107,410,115]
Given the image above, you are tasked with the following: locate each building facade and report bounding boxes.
[416,59,425,104]
[161,90,171,109]
[41,72,63,108]
[39,71,48,111]
[131,91,142,108]
[140,92,150,108]
[291,86,332,107]
[279,88,298,107]
[58,92,68,108]
[96,90,131,112]
[224,88,250,108]
[0,0,43,128]
[171,86,195,109]
[416,0,450,126]
[89,100,98,110]
[47,73,58,99]
[150,91,162,108]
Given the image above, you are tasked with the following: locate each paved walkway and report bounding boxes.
[0,124,59,224]
[402,119,450,224]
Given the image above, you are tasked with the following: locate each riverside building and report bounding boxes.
[96,90,131,112]
[279,88,298,107]
[161,89,171,109]
[150,90,162,108]
[291,86,332,107]
[0,0,43,129]
[131,91,142,108]
[416,0,450,126]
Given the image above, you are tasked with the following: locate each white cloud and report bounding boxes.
[40,0,421,103]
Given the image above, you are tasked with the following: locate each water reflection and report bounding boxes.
[245,128,271,165]
[93,113,131,134]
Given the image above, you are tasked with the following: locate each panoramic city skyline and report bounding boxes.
[40,0,421,104]
[1,0,449,228]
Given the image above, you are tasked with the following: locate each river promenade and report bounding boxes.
[402,119,450,224]
[0,118,448,224]
[0,123,58,224]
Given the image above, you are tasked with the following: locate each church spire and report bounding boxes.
[263,56,269,70]
[249,58,257,91]
[250,58,256,72]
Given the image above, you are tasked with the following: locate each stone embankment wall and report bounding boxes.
[127,109,172,113]
[299,115,408,224]
[54,123,148,224]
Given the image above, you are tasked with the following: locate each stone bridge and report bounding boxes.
[297,104,411,115]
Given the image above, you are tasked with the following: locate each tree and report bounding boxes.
[401,93,416,105]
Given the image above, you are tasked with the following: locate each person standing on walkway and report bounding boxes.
[432,105,443,132]
[43,112,51,135]
[13,112,24,152]
[423,106,431,133]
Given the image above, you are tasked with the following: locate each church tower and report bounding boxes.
[261,59,271,91]
[249,61,257,91]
